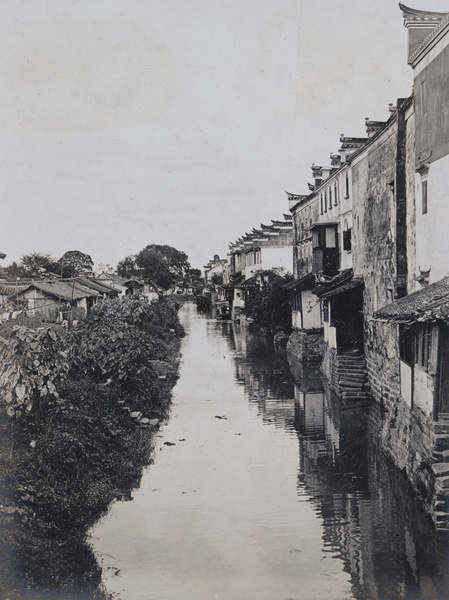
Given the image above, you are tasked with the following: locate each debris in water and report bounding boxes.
[164,441,176,446]
[215,415,227,420]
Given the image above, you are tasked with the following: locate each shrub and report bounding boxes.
[243,270,293,334]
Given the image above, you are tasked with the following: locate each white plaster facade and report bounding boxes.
[414,154,449,285]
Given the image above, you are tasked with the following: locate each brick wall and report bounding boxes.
[352,116,437,512]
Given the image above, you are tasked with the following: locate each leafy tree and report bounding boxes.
[243,270,293,334]
[210,272,223,286]
[95,263,114,275]
[135,247,176,289]
[116,255,141,279]
[148,245,190,280]
[6,252,59,279]
[58,251,94,278]
[117,245,191,290]
[187,268,203,288]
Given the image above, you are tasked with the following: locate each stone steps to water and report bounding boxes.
[339,378,366,387]
[434,512,449,529]
[431,420,449,528]
[434,434,449,452]
[336,351,370,399]
[434,422,449,434]
[340,390,371,399]
[339,373,367,381]
[432,462,449,477]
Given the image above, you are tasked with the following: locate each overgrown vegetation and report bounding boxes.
[0,297,184,597]
[243,270,293,335]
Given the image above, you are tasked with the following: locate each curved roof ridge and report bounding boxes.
[399,3,448,22]
[410,12,449,62]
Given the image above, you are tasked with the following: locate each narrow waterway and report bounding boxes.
[90,302,449,600]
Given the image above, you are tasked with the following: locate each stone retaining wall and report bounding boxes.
[286,329,325,364]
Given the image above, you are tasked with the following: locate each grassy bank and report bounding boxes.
[0,297,184,598]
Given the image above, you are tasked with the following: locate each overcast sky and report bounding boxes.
[1,0,447,271]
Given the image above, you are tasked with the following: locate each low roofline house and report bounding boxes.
[96,272,129,296]
[97,272,163,302]
[16,276,120,323]
[18,279,99,323]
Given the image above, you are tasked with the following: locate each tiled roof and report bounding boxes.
[284,272,315,291]
[19,280,97,302]
[374,277,449,323]
[319,277,364,300]
[75,277,118,295]
[313,269,360,298]
[0,284,27,296]
[97,273,128,286]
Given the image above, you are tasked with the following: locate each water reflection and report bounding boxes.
[9,303,447,599]
[218,317,449,600]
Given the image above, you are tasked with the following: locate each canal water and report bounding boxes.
[89,302,449,600]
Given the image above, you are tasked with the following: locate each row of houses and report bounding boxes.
[202,214,294,318]
[204,4,449,529]
[0,273,164,325]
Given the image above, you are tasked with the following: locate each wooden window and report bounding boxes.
[399,325,413,366]
[292,290,302,312]
[343,229,352,252]
[324,190,327,213]
[422,180,428,215]
[334,183,338,205]
[429,325,439,375]
[322,299,329,323]
[325,227,336,248]
[345,173,349,198]
[420,79,427,119]
[328,188,332,209]
[320,194,323,215]
[414,323,432,371]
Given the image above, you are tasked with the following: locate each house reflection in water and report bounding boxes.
[218,318,449,600]
[294,366,449,600]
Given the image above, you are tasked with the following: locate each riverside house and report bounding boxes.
[286,4,449,529]
[227,213,293,320]
[18,277,118,321]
